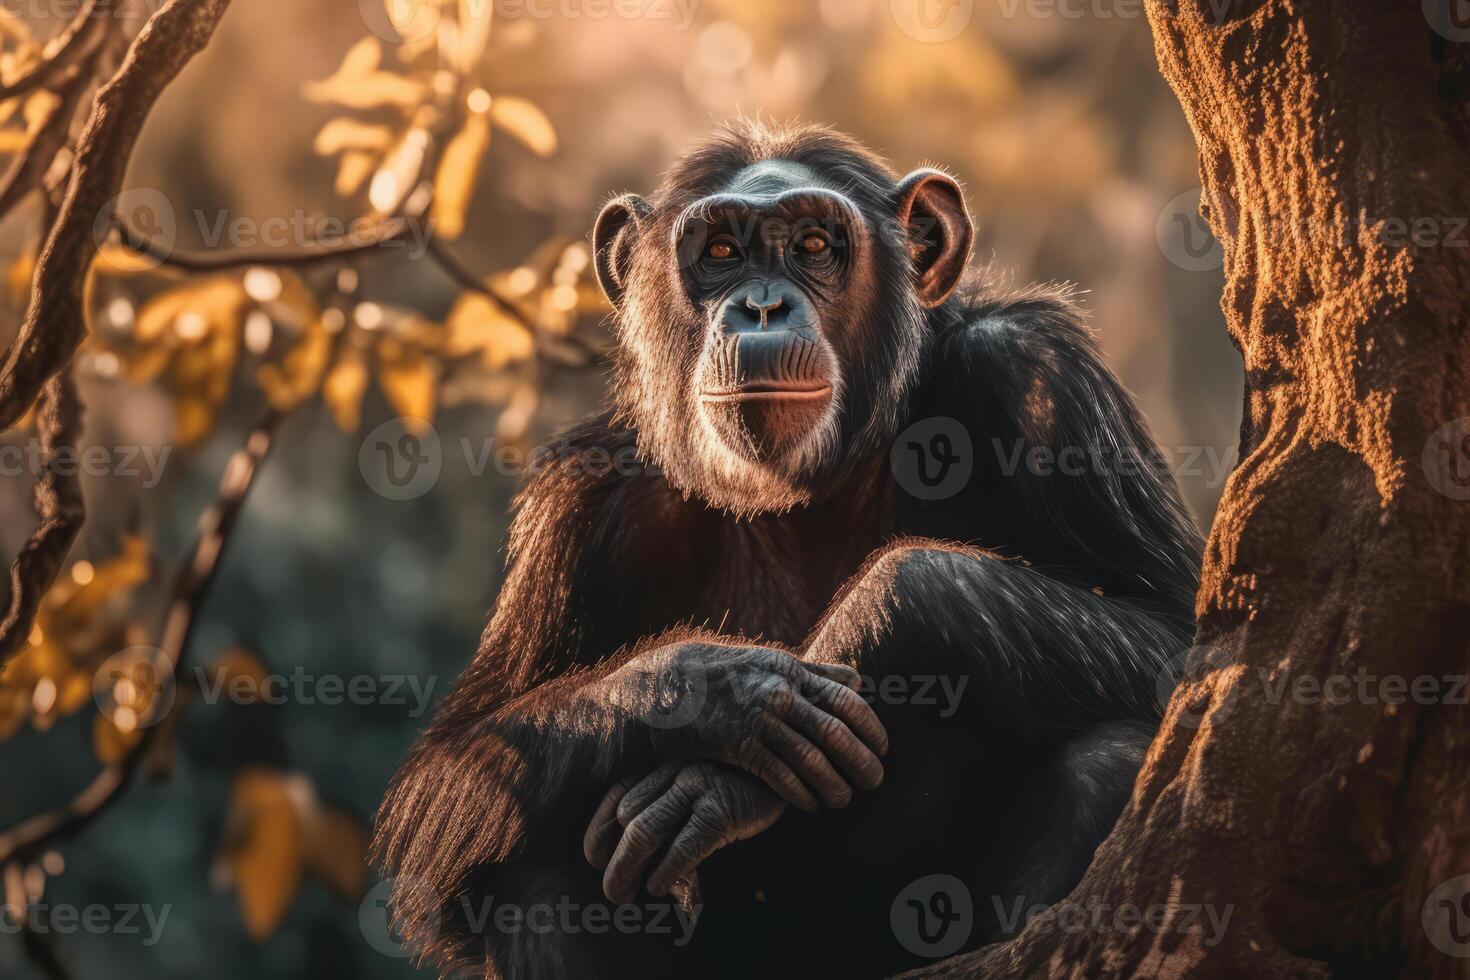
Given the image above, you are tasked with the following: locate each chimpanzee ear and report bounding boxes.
[895,169,974,308]
[593,193,652,308]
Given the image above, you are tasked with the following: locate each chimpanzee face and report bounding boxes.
[593,125,973,515]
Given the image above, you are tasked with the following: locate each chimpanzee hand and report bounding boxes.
[615,643,888,811]
[584,761,786,905]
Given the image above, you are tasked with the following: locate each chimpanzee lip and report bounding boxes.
[700,383,832,403]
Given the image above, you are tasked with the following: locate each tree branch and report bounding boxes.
[110,212,418,271]
[0,370,84,667]
[0,0,234,432]
[0,405,283,868]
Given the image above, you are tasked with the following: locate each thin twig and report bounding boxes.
[0,0,235,431]
[422,235,534,328]
[0,0,107,103]
[0,405,284,868]
[0,370,85,667]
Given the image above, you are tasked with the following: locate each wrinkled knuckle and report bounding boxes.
[764,681,796,714]
[793,742,828,774]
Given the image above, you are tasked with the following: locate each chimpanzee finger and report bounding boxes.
[741,744,819,813]
[615,762,682,826]
[646,818,725,898]
[601,788,690,904]
[584,778,636,870]
[801,672,890,757]
[800,660,863,691]
[765,719,852,808]
[784,694,884,791]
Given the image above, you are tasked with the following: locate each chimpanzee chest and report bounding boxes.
[673,511,889,648]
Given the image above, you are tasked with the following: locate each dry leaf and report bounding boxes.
[303,805,370,902]
[258,316,332,412]
[445,292,534,369]
[223,770,308,940]
[432,110,490,239]
[452,0,493,74]
[489,96,557,157]
[313,118,394,156]
[323,347,370,432]
[377,339,439,424]
[335,151,377,197]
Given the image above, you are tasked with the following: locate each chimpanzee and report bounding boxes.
[373,121,1202,979]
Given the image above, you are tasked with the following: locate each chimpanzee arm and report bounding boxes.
[808,291,1203,729]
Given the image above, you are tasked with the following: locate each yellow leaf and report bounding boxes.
[173,394,219,447]
[431,111,490,239]
[313,118,393,156]
[51,536,150,625]
[335,151,377,197]
[133,277,247,343]
[56,669,92,715]
[369,127,430,213]
[445,292,534,370]
[92,713,142,764]
[258,316,332,412]
[303,71,427,110]
[377,344,439,424]
[323,348,369,432]
[20,89,58,132]
[303,805,370,902]
[130,280,244,446]
[8,249,33,304]
[198,648,271,703]
[223,769,307,940]
[452,0,493,73]
[338,36,382,77]
[489,96,557,157]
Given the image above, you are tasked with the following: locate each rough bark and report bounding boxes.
[911,2,1470,977]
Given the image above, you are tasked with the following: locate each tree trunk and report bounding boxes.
[911,3,1470,977]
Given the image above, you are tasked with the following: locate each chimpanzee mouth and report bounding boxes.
[699,383,833,403]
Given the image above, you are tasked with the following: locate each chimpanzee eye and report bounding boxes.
[801,234,829,254]
[707,240,736,261]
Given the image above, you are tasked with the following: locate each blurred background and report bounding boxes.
[0,1,1239,976]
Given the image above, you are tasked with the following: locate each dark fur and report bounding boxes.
[373,121,1202,978]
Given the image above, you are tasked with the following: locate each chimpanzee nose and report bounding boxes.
[717,282,812,334]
